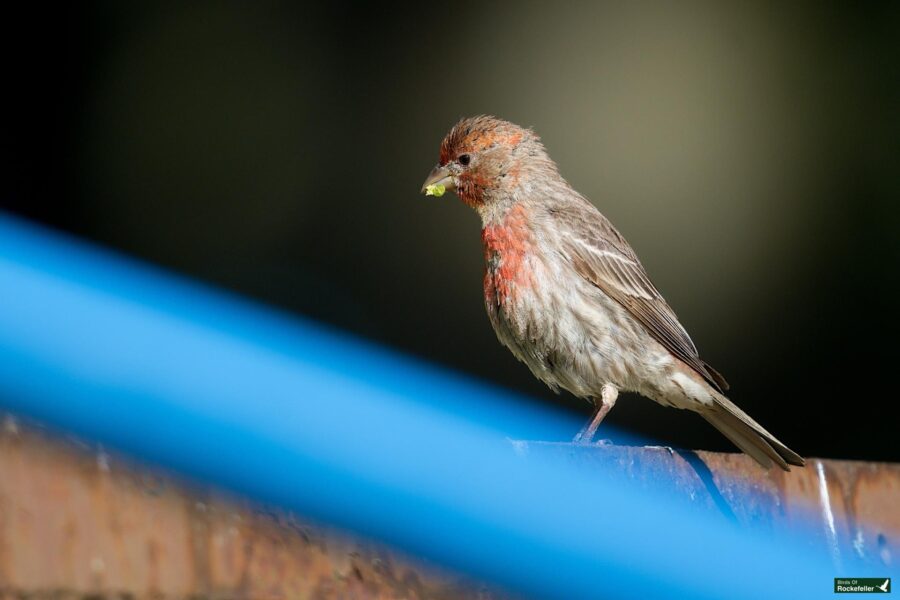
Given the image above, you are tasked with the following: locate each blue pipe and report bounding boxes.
[0,213,864,599]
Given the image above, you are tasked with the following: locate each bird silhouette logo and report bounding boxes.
[877,579,890,593]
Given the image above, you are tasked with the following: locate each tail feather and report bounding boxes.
[701,396,805,471]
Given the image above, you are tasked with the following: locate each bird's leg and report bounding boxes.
[572,404,605,445]
[572,384,618,445]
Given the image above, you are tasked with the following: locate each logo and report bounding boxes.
[835,578,891,593]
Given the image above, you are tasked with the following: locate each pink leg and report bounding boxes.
[572,384,619,444]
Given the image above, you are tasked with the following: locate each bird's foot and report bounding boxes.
[572,432,612,446]
[572,430,594,445]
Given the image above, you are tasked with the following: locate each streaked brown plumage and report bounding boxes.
[422,115,804,470]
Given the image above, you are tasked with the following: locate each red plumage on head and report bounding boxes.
[437,116,533,207]
[439,115,527,166]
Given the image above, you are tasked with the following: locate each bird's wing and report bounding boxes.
[555,201,729,393]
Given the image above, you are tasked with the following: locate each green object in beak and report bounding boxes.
[421,164,455,197]
[424,183,446,197]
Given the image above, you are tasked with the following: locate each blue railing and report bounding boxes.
[0,213,865,599]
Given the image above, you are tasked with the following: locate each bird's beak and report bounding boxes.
[420,164,456,197]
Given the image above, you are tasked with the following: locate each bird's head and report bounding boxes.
[421,116,556,211]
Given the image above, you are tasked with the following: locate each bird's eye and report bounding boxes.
[458,154,471,166]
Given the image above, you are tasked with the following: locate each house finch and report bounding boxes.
[422,115,804,470]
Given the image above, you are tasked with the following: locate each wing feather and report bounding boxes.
[554,202,729,392]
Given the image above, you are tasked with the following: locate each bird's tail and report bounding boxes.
[700,395,805,471]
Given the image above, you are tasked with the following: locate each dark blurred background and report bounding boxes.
[4,2,898,461]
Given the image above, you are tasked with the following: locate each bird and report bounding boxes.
[421,115,804,471]
[877,580,890,593]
